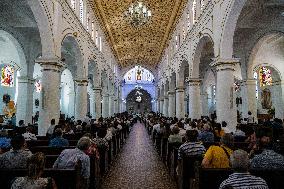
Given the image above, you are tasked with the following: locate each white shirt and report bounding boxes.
[152,124,160,134]
[47,124,56,135]
[22,132,37,141]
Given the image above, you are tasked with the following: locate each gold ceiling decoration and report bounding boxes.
[90,0,187,68]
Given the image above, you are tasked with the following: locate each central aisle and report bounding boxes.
[101,122,177,189]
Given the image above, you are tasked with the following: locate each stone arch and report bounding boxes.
[126,88,152,113]
[219,0,247,59]
[27,0,57,58]
[247,32,284,80]
[192,35,214,79]
[61,35,85,78]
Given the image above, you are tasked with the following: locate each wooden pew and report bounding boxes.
[197,167,284,189]
[30,146,76,155]
[0,168,82,189]
[27,140,78,148]
[178,156,203,189]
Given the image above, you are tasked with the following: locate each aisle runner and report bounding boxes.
[101,122,177,189]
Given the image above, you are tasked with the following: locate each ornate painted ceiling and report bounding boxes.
[89,0,187,69]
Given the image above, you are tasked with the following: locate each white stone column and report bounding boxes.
[37,59,63,136]
[188,79,202,120]
[176,87,185,119]
[159,98,164,114]
[279,81,284,119]
[93,87,102,119]
[168,91,175,117]
[211,58,238,132]
[201,92,209,117]
[244,79,258,121]
[74,79,88,121]
[16,76,34,125]
[102,94,109,118]
[108,95,114,116]
[163,95,169,117]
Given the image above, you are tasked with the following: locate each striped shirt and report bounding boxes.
[219,173,269,189]
[178,142,206,160]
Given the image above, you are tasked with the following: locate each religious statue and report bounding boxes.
[3,100,16,118]
[261,88,272,109]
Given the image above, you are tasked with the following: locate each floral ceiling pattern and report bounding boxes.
[90,0,187,68]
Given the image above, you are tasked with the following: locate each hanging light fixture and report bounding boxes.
[124,1,152,27]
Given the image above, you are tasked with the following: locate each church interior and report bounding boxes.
[0,0,284,189]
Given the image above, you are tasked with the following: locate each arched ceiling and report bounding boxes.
[89,0,187,69]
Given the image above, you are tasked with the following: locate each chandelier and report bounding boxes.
[124,1,152,27]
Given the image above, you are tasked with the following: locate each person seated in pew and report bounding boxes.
[214,123,225,138]
[46,119,56,136]
[233,125,246,137]
[0,135,32,169]
[0,129,11,154]
[83,133,100,159]
[53,137,91,188]
[202,133,234,168]
[250,134,284,169]
[178,130,206,160]
[198,124,215,143]
[93,128,109,150]
[11,152,57,189]
[219,149,268,189]
[49,128,69,147]
[168,126,183,144]
[22,126,37,141]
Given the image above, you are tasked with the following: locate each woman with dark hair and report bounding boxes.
[11,152,57,189]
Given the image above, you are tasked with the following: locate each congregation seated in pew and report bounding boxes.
[49,128,69,147]
[0,135,32,169]
[53,137,92,188]
[202,133,234,169]
[11,152,57,189]
[219,149,268,189]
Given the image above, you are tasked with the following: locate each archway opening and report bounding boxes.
[126,88,152,114]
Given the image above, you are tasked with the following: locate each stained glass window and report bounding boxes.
[212,85,216,104]
[1,65,14,87]
[124,66,154,83]
[35,80,41,93]
[259,66,272,87]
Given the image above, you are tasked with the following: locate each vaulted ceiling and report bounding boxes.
[90,0,187,69]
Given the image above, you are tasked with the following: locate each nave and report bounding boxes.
[101,122,176,189]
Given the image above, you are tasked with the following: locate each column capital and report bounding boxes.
[17,76,35,84]
[176,86,185,92]
[244,79,257,86]
[187,78,202,86]
[36,58,65,73]
[210,58,240,72]
[74,78,88,86]
[93,87,102,91]
[167,91,175,95]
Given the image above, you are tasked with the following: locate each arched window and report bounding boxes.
[79,0,84,22]
[1,65,14,87]
[71,0,76,10]
[124,66,154,84]
[99,37,102,51]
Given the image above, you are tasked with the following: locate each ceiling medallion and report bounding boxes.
[124,1,152,27]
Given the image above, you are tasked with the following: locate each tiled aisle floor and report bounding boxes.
[101,122,177,189]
